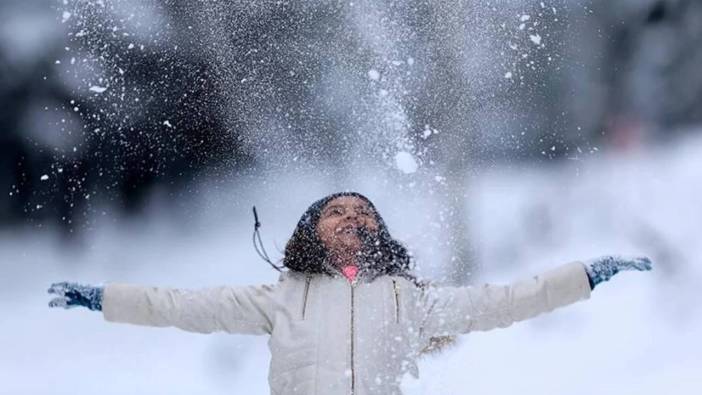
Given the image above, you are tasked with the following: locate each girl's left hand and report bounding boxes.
[584,255,653,289]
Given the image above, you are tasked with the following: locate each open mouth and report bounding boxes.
[336,224,358,234]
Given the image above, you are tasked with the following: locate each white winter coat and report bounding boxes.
[102,261,592,395]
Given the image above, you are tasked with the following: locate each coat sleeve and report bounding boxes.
[101,283,277,335]
[418,261,591,338]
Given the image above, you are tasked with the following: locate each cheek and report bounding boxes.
[366,218,380,231]
[317,219,336,242]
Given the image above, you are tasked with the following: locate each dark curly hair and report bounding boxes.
[283,192,416,282]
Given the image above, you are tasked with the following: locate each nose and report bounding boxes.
[343,210,360,223]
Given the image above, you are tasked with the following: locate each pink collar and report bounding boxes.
[340,265,359,283]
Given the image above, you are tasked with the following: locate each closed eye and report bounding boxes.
[356,208,373,216]
[325,207,344,216]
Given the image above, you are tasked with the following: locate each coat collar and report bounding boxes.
[280,264,386,284]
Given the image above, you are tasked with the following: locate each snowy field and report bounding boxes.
[1,132,701,394]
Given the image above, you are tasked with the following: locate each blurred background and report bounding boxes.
[1,0,700,393]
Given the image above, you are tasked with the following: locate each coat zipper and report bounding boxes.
[301,276,311,319]
[350,279,356,394]
[391,279,400,323]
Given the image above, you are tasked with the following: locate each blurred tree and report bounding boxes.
[567,0,702,149]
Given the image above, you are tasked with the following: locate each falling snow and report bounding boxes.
[394,151,418,174]
[89,86,107,93]
[368,69,381,81]
[4,0,698,391]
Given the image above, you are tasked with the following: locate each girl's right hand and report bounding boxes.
[48,282,104,311]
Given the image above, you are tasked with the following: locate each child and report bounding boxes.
[48,191,652,395]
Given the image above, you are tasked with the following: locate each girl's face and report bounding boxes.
[316,196,380,258]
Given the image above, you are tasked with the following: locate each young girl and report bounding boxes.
[48,191,652,395]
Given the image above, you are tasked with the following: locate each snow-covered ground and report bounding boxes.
[1,133,700,394]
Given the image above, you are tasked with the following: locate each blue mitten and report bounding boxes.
[48,282,104,311]
[584,255,653,290]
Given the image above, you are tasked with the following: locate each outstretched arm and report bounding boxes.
[49,282,277,335]
[419,256,652,338]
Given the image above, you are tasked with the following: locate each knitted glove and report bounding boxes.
[584,255,653,290]
[48,282,104,311]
